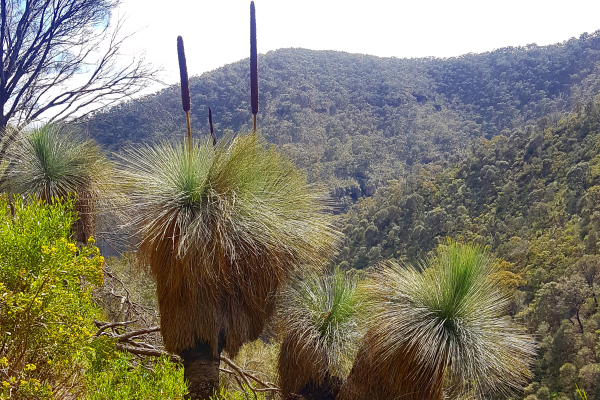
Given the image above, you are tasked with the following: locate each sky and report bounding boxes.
[115,0,600,92]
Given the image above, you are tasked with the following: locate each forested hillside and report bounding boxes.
[81,32,600,207]
[337,100,600,397]
[10,0,600,398]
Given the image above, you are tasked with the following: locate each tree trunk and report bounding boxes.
[296,373,342,400]
[575,307,584,334]
[337,342,444,400]
[181,340,221,400]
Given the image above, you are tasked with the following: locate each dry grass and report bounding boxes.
[117,133,340,356]
[339,242,536,400]
[222,340,280,391]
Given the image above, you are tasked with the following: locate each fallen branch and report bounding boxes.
[115,343,181,363]
[95,321,283,395]
[114,326,161,341]
[221,355,280,392]
[94,319,136,336]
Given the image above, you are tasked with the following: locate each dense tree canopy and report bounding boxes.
[81,32,600,208]
[336,101,600,398]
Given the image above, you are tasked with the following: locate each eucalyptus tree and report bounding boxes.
[0,0,154,138]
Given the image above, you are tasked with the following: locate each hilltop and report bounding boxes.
[81,32,600,207]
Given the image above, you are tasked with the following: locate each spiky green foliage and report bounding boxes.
[117,133,340,356]
[276,269,362,398]
[1,124,112,242]
[339,242,536,400]
[577,385,589,400]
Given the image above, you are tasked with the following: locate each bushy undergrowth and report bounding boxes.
[84,337,186,400]
[0,197,191,399]
[0,194,541,399]
[225,340,279,390]
[0,197,104,399]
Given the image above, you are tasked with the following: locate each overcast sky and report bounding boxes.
[116,0,600,92]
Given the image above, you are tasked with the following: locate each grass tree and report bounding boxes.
[0,124,112,243]
[117,134,339,399]
[338,242,536,400]
[276,269,362,400]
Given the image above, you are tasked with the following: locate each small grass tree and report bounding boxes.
[276,269,362,400]
[0,124,112,243]
[338,242,536,400]
[117,134,339,399]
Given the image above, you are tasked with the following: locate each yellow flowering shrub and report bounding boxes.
[0,197,104,399]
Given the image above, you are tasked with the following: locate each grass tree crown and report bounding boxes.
[1,124,110,200]
[1,124,113,242]
[117,133,341,355]
[340,241,536,399]
[276,269,363,397]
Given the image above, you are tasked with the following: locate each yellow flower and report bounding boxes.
[24,363,36,371]
[1,381,10,388]
[67,242,78,252]
[0,357,8,367]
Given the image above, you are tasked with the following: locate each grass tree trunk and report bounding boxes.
[181,340,222,400]
[295,373,342,400]
[337,340,445,400]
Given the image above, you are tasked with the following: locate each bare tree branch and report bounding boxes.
[0,0,156,145]
[95,320,284,396]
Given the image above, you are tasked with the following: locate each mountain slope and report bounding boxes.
[80,31,600,397]
[336,99,600,398]
[81,32,600,207]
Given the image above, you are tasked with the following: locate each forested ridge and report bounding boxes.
[12,0,600,398]
[338,100,600,397]
[81,31,600,207]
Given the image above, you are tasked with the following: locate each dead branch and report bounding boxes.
[95,321,283,395]
[114,326,161,341]
[221,355,280,392]
[0,0,158,143]
[93,319,136,336]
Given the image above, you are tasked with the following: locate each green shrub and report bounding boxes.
[0,197,191,399]
[84,337,186,400]
[211,388,266,400]
[0,197,104,399]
